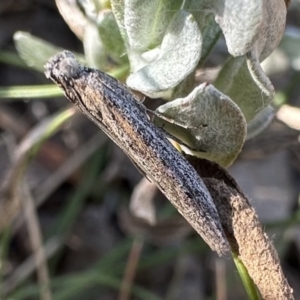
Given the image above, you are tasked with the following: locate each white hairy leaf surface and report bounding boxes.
[214,53,274,122]
[83,22,106,69]
[199,14,221,65]
[14,32,85,72]
[246,105,275,140]
[124,0,172,52]
[110,0,127,41]
[78,0,100,21]
[153,83,246,167]
[126,10,202,97]
[214,0,286,59]
[253,0,286,61]
[214,0,263,57]
[97,10,127,64]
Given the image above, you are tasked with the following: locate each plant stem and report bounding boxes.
[232,252,260,300]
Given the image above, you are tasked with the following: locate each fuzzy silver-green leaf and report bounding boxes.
[154,83,246,167]
[126,10,202,97]
[214,53,274,122]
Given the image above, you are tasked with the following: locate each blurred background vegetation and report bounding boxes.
[0,0,300,299]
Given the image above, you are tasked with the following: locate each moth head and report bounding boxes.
[45,51,80,83]
[45,51,81,104]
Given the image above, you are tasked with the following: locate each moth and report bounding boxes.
[45,51,229,255]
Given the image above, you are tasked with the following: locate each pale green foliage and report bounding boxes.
[13,31,85,72]
[214,0,263,56]
[123,0,173,52]
[13,0,287,167]
[78,0,110,20]
[214,54,274,122]
[109,0,285,166]
[84,10,127,70]
[126,10,203,97]
[97,11,127,64]
[84,22,107,68]
[154,84,246,167]
[81,2,127,71]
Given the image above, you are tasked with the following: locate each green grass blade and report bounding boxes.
[0,84,62,99]
[233,252,260,300]
[0,65,129,100]
[0,50,28,69]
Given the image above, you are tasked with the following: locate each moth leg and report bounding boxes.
[147,108,207,130]
[156,125,207,153]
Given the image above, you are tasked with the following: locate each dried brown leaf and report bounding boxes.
[185,154,294,299]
